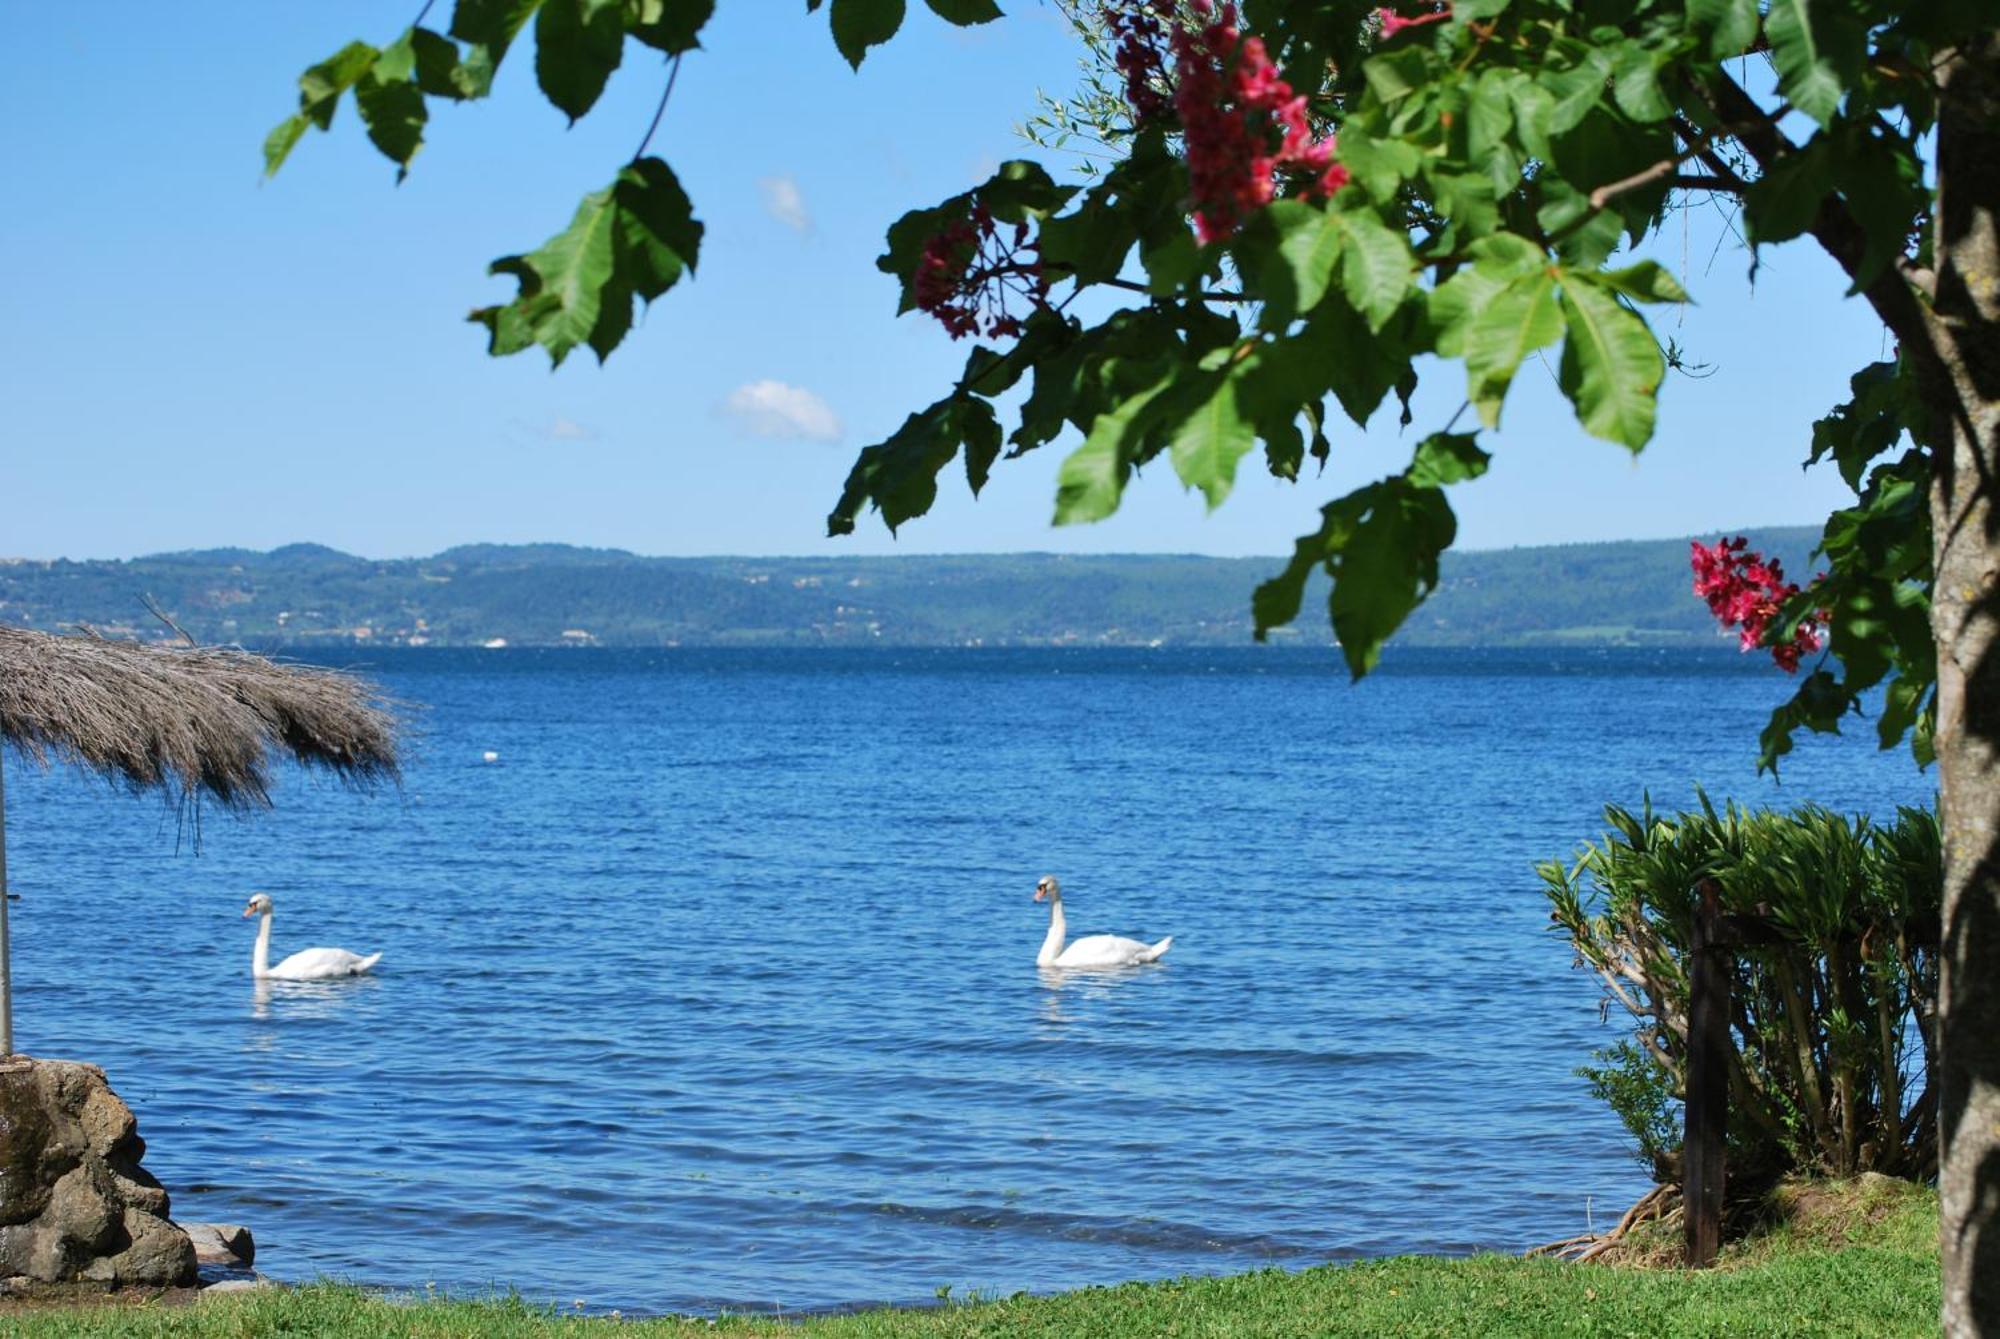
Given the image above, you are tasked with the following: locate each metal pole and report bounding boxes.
[0,746,12,1056]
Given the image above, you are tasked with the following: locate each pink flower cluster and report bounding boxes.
[913,203,1050,341]
[1375,4,1452,38]
[1177,3,1349,242]
[1107,2,1349,244]
[1690,537,1828,673]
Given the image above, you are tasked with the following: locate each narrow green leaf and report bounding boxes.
[1557,277,1664,449]
[925,0,1002,22]
[298,41,380,128]
[1335,211,1414,332]
[830,0,906,69]
[1600,260,1691,304]
[1463,269,1560,428]
[535,0,626,122]
[263,114,310,178]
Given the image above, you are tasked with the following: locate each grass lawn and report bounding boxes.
[2,1179,1939,1338]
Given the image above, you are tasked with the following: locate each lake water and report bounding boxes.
[2,647,1933,1315]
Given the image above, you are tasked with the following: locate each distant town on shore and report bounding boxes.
[0,528,1821,650]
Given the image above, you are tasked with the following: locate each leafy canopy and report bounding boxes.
[269,0,1982,770]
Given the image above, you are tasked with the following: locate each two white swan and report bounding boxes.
[1034,875,1171,968]
[243,892,382,980]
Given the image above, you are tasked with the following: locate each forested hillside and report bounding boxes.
[0,528,1821,650]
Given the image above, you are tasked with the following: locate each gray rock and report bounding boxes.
[200,1277,274,1297]
[180,1222,255,1267]
[0,1057,196,1286]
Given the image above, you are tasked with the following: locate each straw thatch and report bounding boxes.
[0,624,399,809]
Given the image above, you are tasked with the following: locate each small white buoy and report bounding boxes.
[482,750,500,764]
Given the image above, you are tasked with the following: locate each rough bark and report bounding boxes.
[1931,31,2000,1338]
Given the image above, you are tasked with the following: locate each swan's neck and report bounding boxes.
[253,912,273,979]
[1037,899,1067,967]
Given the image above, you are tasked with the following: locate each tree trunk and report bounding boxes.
[1930,31,2000,1337]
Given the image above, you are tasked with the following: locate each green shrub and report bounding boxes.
[1541,796,1939,1187]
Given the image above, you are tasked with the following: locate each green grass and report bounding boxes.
[4,1183,1940,1338]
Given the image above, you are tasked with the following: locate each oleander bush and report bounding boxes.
[1541,796,1939,1189]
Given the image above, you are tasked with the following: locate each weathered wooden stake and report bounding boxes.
[1684,880,1728,1268]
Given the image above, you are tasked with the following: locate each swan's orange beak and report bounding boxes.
[1034,887,1047,902]
[242,905,256,918]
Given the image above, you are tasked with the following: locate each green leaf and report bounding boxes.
[299,41,380,128]
[1054,365,1177,525]
[263,115,310,178]
[469,158,701,366]
[1335,127,1422,204]
[1407,432,1491,487]
[355,32,430,175]
[1168,365,1258,510]
[1311,297,1408,429]
[1610,41,1672,123]
[1463,268,1561,428]
[450,0,544,96]
[535,0,626,121]
[924,0,1002,21]
[1336,211,1414,332]
[1253,202,1342,324]
[827,396,997,535]
[1687,0,1758,58]
[1557,277,1663,449]
[1543,47,1612,134]
[1742,138,1832,246]
[629,0,714,52]
[1362,46,1432,104]
[1252,462,1463,677]
[830,0,906,69]
[1600,259,1691,304]
[264,40,380,177]
[411,27,469,96]
[1765,0,1847,125]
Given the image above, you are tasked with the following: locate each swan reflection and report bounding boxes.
[251,974,380,1022]
[1035,961,1155,1030]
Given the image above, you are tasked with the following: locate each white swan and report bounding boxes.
[243,893,382,980]
[1034,875,1171,968]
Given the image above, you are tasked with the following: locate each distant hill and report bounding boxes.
[0,528,1822,650]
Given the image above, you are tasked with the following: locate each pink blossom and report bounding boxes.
[1690,537,1828,673]
[913,204,1049,341]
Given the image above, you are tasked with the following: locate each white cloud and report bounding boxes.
[758,175,812,235]
[546,417,597,442]
[724,380,842,443]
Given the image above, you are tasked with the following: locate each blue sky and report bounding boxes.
[4,4,1889,562]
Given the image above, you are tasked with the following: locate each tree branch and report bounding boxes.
[1691,70,1938,364]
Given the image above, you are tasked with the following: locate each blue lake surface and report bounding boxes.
[3,646,1934,1315]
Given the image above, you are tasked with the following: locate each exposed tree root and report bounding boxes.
[1528,1185,1681,1263]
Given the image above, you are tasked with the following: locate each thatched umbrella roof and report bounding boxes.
[0,622,402,1052]
[0,624,399,806]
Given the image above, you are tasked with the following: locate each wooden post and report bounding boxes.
[0,746,12,1056]
[1684,879,1727,1268]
